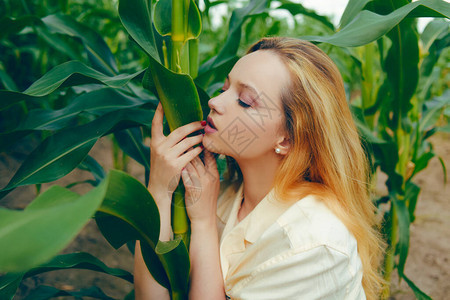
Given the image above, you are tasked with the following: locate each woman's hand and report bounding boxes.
[181,148,220,227]
[149,102,205,207]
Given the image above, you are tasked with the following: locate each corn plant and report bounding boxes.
[0,0,449,299]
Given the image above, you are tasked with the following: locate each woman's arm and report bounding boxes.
[181,149,225,299]
[188,220,226,300]
[134,192,172,300]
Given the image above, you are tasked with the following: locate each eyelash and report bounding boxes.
[219,88,252,108]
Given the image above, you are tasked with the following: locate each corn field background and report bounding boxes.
[0,0,449,299]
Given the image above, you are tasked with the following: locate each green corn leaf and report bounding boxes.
[95,170,190,292]
[154,0,202,41]
[197,0,270,78]
[24,61,143,97]
[420,90,450,133]
[0,61,145,111]
[276,0,335,31]
[420,18,449,53]
[302,0,450,47]
[195,55,238,92]
[0,184,107,272]
[0,273,24,300]
[400,273,432,300]
[0,68,18,91]
[12,88,155,132]
[0,252,133,299]
[78,155,106,186]
[0,108,153,198]
[114,127,150,185]
[339,0,372,28]
[35,26,84,62]
[0,88,155,153]
[42,14,118,76]
[405,181,421,223]
[391,193,411,277]
[0,16,41,39]
[119,0,203,132]
[118,0,160,61]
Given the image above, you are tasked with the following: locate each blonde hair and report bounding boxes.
[224,37,386,299]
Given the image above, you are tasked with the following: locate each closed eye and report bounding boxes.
[237,99,251,108]
[219,89,252,108]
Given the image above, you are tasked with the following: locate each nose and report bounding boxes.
[208,93,223,114]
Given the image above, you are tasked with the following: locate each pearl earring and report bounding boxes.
[275,148,281,154]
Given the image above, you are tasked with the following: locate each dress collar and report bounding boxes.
[219,181,293,245]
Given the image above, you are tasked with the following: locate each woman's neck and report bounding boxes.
[235,153,281,213]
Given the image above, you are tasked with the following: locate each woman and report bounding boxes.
[134,37,385,299]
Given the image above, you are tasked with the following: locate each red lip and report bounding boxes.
[207,116,217,130]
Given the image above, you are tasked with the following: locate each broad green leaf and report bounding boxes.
[198,0,270,75]
[154,0,202,41]
[0,68,18,91]
[144,65,203,131]
[42,14,118,76]
[24,61,144,97]
[391,193,410,277]
[154,236,190,293]
[118,0,160,61]
[418,27,449,99]
[0,16,41,39]
[0,252,133,298]
[419,90,450,132]
[95,170,190,292]
[35,26,83,62]
[78,155,106,186]
[26,252,133,281]
[13,88,155,131]
[400,273,432,300]
[420,18,449,52]
[195,55,239,92]
[0,183,107,272]
[339,0,372,28]
[302,0,450,47]
[385,18,419,127]
[405,181,420,222]
[276,0,335,30]
[119,0,203,132]
[0,274,22,300]
[0,61,145,111]
[114,127,150,185]
[0,108,153,197]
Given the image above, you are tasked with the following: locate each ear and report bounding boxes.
[275,136,290,155]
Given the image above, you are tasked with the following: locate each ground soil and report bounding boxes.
[1,132,448,299]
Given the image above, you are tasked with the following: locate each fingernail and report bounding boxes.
[182,167,185,171]
[200,145,204,149]
[201,120,207,126]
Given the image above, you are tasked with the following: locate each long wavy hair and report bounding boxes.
[223,37,386,299]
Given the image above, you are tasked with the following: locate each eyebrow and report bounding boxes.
[226,75,259,96]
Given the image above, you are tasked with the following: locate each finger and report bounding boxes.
[171,134,203,157]
[191,155,205,174]
[181,165,192,188]
[204,149,219,177]
[166,121,205,147]
[179,145,203,168]
[151,102,165,142]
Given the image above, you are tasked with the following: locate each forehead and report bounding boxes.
[228,50,291,104]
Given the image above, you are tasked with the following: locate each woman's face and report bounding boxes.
[203,50,291,160]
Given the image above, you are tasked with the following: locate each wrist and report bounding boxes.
[190,219,217,233]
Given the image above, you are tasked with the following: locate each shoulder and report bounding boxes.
[276,195,357,256]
